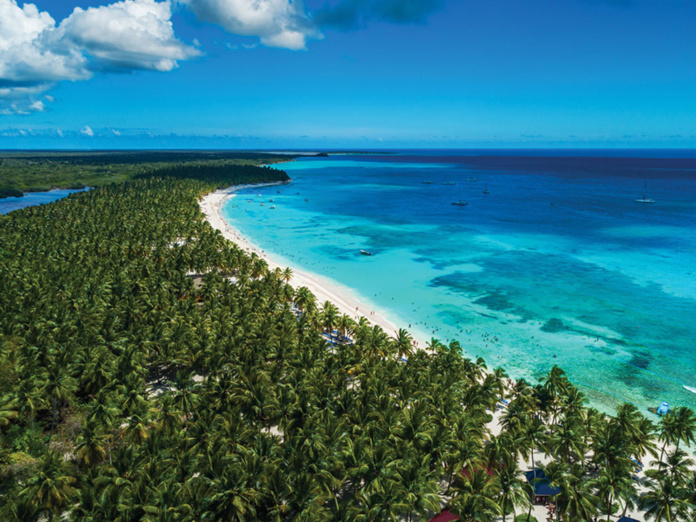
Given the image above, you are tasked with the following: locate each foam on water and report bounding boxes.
[224,151,696,414]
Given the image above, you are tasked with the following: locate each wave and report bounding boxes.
[684,385,696,394]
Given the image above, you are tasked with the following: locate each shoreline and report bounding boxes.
[200,182,430,348]
[204,181,672,522]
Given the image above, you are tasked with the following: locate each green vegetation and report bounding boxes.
[0,150,292,196]
[0,161,695,521]
[0,188,23,198]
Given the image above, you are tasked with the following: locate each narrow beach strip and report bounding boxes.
[200,183,430,348]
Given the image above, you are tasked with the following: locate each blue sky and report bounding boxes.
[1,0,696,149]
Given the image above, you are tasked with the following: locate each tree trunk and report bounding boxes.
[606,493,612,522]
[527,505,532,521]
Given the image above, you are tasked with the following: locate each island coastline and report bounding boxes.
[200,182,431,349]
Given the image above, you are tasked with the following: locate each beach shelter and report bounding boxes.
[617,517,640,522]
[525,469,561,505]
[428,510,459,522]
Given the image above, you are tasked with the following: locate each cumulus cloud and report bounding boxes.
[81,125,94,136]
[0,0,87,85]
[58,0,201,72]
[314,0,443,30]
[179,0,320,50]
[0,0,199,114]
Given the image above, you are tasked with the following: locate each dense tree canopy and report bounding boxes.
[0,162,694,521]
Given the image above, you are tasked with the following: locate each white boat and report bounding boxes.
[451,200,468,207]
[636,182,655,204]
[270,205,276,209]
[360,249,372,256]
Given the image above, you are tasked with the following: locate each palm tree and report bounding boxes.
[639,475,691,522]
[391,328,414,360]
[449,468,502,521]
[282,266,293,284]
[20,452,77,521]
[42,362,77,438]
[494,460,532,521]
[668,407,696,451]
[596,464,636,521]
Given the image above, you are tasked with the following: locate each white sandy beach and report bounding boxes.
[199,183,429,347]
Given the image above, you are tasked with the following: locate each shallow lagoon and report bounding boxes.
[224,151,696,414]
[0,188,87,215]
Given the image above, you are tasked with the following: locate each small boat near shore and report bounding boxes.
[451,200,468,207]
[648,401,670,416]
[360,249,372,256]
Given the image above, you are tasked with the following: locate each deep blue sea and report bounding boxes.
[0,188,87,215]
[224,150,696,414]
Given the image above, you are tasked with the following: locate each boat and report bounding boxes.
[304,198,309,202]
[451,200,468,207]
[648,401,670,416]
[360,249,372,256]
[270,205,276,209]
[636,182,655,204]
[269,199,274,202]
[420,181,434,184]
[466,177,479,182]
[483,183,490,195]
[441,181,456,186]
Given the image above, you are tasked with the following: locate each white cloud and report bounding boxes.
[179,0,320,50]
[81,125,94,137]
[0,85,53,115]
[0,0,88,85]
[58,0,200,72]
[0,0,199,114]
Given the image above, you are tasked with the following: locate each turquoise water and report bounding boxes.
[0,188,87,215]
[222,151,696,414]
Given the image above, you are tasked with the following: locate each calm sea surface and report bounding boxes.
[224,150,696,414]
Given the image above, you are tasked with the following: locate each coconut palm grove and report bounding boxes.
[0,154,694,521]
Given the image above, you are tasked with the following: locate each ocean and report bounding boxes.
[223,150,696,414]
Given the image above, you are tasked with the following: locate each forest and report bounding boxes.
[0,161,695,521]
[0,151,292,196]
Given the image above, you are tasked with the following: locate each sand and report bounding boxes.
[199,183,427,347]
